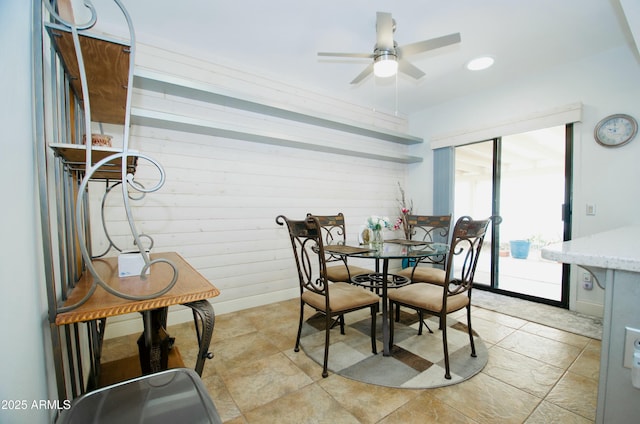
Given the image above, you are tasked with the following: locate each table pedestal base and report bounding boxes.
[351,264,411,356]
[138,308,175,374]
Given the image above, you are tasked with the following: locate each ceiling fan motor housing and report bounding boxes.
[374,49,397,61]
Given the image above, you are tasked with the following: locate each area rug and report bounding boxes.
[298,312,488,389]
[472,290,603,340]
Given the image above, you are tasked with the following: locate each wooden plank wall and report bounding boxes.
[93,44,414,336]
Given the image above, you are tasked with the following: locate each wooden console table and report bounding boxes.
[56,252,219,387]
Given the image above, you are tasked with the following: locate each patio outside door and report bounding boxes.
[454,125,571,306]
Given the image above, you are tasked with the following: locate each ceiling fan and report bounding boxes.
[318,11,461,84]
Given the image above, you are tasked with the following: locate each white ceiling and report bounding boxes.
[85,0,635,116]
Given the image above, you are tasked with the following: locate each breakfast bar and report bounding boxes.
[542,226,640,424]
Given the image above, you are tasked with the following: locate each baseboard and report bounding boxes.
[573,300,604,318]
[103,288,299,340]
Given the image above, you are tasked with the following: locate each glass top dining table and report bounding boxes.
[324,240,449,356]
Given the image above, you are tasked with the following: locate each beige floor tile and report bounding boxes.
[472,308,529,329]
[256,305,306,351]
[223,417,248,424]
[448,307,468,321]
[525,400,593,424]
[483,345,565,398]
[496,330,582,368]
[430,373,541,424]
[568,340,601,381]
[212,310,260,343]
[101,333,139,362]
[318,374,420,424]
[520,322,591,348]
[221,351,313,412]
[545,372,598,421]
[212,330,281,373]
[586,338,601,351]
[101,296,603,424]
[282,348,327,381]
[200,373,242,423]
[242,384,360,424]
[467,315,517,345]
[377,391,478,424]
[260,324,300,352]
[244,299,298,329]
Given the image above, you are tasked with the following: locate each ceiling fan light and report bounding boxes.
[466,56,495,71]
[374,52,398,78]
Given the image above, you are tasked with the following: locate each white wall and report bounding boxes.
[0,2,56,423]
[407,45,640,316]
[97,44,412,337]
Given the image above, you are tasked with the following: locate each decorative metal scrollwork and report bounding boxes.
[46,0,178,311]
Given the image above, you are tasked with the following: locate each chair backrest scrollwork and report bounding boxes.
[277,215,329,301]
[444,216,491,297]
[407,215,452,267]
[307,213,349,264]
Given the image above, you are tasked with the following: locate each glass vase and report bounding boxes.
[371,229,383,247]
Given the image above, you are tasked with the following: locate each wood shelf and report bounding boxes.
[45,23,131,125]
[50,143,138,180]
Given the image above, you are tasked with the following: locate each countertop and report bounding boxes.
[541,226,640,273]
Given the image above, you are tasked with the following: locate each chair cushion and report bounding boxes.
[326,264,375,282]
[387,283,469,313]
[398,266,446,286]
[302,282,379,313]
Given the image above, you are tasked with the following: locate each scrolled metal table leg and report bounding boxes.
[185,300,215,376]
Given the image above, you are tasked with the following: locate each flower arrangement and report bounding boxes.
[393,182,413,239]
[366,215,391,231]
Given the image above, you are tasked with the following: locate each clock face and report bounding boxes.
[594,114,638,147]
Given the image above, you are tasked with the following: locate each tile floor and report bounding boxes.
[102,299,599,423]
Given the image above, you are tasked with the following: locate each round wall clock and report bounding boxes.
[594,113,638,148]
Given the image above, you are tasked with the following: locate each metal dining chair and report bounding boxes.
[276,214,380,378]
[397,214,452,285]
[309,213,374,283]
[394,215,451,322]
[388,215,491,379]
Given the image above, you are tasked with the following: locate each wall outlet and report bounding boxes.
[582,272,593,290]
[623,327,640,368]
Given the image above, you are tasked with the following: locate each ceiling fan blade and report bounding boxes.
[398,59,425,79]
[376,12,394,50]
[399,32,461,57]
[350,63,374,84]
[318,52,374,59]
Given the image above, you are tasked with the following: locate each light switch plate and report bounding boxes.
[623,327,640,368]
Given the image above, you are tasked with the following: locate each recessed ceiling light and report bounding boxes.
[466,56,495,71]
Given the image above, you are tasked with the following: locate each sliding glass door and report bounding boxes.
[453,125,571,306]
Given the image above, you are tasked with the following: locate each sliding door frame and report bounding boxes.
[440,124,573,309]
